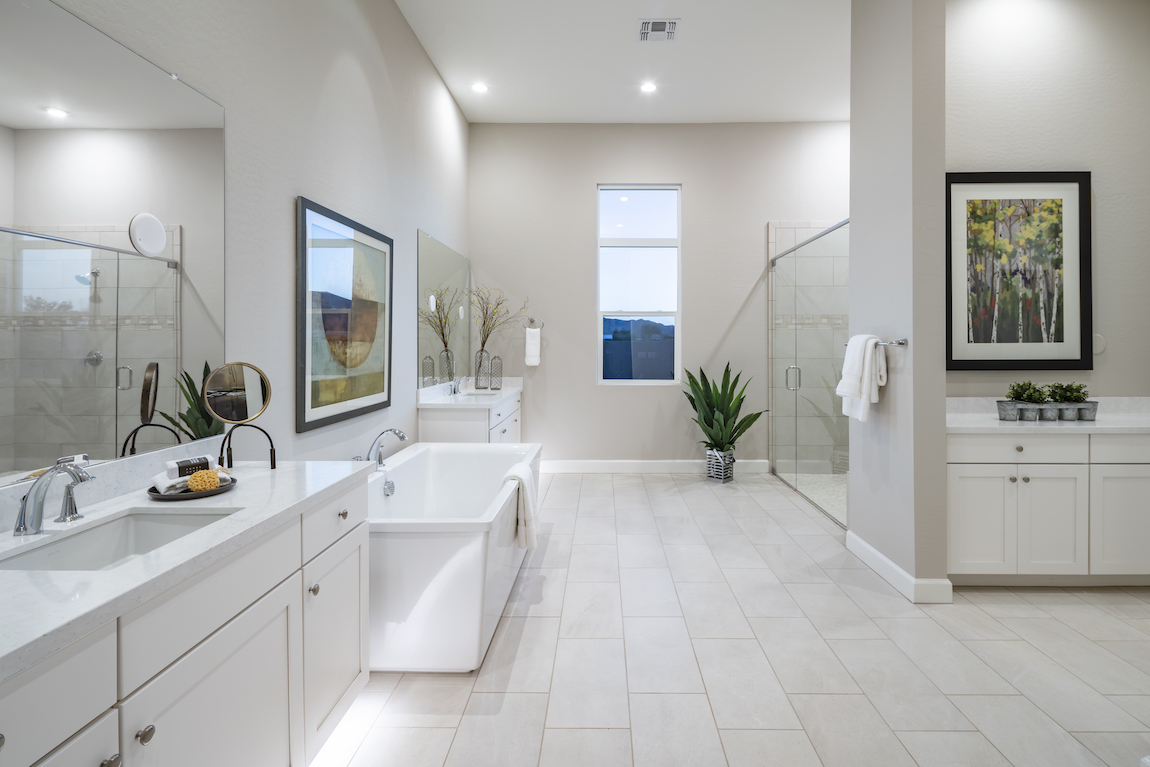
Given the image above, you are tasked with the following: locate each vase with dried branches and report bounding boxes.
[470,286,527,389]
[418,287,464,381]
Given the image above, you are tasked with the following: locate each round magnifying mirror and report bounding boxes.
[140,362,159,424]
[202,362,271,424]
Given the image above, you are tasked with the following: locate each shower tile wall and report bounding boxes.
[768,222,849,475]
[0,226,181,477]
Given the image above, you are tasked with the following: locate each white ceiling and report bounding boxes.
[394,0,850,124]
[0,0,222,130]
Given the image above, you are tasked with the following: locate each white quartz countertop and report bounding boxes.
[0,460,374,687]
[947,412,1150,434]
[418,385,522,410]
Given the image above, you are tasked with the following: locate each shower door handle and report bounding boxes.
[785,366,801,391]
[117,365,133,390]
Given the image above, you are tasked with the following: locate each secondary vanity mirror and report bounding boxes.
[417,231,470,387]
[0,0,226,484]
[204,362,276,469]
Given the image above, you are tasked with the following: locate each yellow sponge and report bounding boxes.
[187,469,221,493]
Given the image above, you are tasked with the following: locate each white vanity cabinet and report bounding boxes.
[32,710,120,767]
[418,389,522,443]
[1090,464,1150,573]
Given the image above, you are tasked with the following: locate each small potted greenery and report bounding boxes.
[1002,381,1050,421]
[1048,382,1096,421]
[683,364,765,483]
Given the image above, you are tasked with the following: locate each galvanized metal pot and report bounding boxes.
[706,448,735,484]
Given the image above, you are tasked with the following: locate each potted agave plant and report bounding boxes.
[684,364,765,483]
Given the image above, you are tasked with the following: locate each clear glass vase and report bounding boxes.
[474,349,491,389]
[490,356,503,390]
[439,347,455,380]
[421,355,435,387]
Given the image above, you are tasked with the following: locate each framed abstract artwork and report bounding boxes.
[946,171,1092,370]
[296,197,394,432]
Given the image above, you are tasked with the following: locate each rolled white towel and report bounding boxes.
[502,462,538,549]
[164,455,218,479]
[525,327,541,367]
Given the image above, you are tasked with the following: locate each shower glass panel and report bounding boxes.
[770,222,849,526]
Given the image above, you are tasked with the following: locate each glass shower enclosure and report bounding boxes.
[0,227,181,482]
[769,220,849,526]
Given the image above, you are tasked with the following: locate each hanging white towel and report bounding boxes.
[502,462,538,549]
[835,334,887,422]
[525,327,541,367]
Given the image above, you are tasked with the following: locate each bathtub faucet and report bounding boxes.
[365,429,408,469]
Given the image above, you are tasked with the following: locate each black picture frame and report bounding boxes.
[296,197,394,432]
[945,171,1092,371]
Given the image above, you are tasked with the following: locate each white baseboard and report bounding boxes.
[539,459,770,475]
[846,531,953,604]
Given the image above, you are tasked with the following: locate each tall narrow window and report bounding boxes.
[597,186,681,383]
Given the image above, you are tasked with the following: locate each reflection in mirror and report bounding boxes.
[203,363,276,470]
[120,361,183,456]
[417,231,470,387]
[0,0,225,485]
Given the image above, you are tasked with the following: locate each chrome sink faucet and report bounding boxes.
[364,429,408,469]
[13,460,96,536]
[451,377,470,395]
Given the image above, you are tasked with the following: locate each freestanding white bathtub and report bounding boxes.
[366,441,542,672]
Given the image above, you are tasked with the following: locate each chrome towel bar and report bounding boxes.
[843,338,908,347]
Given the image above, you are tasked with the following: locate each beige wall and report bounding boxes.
[849,0,947,581]
[0,126,12,228]
[55,0,470,463]
[469,122,849,461]
[946,0,1150,397]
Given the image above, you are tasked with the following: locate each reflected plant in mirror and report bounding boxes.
[418,287,464,381]
[470,286,528,390]
[158,362,226,441]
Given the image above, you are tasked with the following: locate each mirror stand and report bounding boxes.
[219,424,277,470]
[120,424,182,457]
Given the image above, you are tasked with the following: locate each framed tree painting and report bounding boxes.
[946,171,1092,370]
[296,197,394,432]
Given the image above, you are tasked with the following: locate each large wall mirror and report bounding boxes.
[0,0,226,485]
[417,231,469,387]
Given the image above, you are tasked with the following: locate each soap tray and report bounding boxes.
[148,477,238,502]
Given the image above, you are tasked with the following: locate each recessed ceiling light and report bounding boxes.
[617,224,623,227]
[472,83,488,93]
[43,107,68,118]
[640,82,656,93]
[620,197,628,201]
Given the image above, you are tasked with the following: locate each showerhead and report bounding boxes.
[75,268,101,286]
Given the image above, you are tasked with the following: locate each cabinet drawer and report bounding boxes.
[0,622,116,767]
[1091,434,1150,463]
[947,433,1088,464]
[118,518,301,697]
[490,409,521,443]
[488,395,521,429]
[32,709,119,767]
[302,482,368,564]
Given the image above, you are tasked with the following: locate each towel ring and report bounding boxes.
[526,317,545,329]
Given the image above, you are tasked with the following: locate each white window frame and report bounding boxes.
[596,183,683,386]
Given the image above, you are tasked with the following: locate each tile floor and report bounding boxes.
[312,472,1150,767]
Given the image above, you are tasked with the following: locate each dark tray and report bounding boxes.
[148,477,238,502]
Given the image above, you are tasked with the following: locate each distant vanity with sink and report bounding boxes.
[417,379,523,443]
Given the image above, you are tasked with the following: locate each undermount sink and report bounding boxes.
[0,508,241,572]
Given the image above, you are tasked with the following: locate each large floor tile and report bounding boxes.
[573,515,616,544]
[1068,587,1150,621]
[548,474,582,493]
[364,673,402,692]
[827,639,971,730]
[704,534,769,568]
[538,729,632,767]
[1075,732,1150,767]
[1098,639,1150,674]
[719,730,822,767]
[577,495,616,516]
[546,638,630,728]
[999,618,1150,695]
[504,568,567,617]
[620,568,682,616]
[734,515,793,544]
[475,617,560,693]
[444,693,548,767]
[655,516,705,544]
[763,507,826,535]
[894,731,1012,767]
[629,694,727,767]
[918,602,1018,641]
[375,673,476,727]
[873,617,1015,695]
[676,581,755,638]
[559,582,624,638]
[785,583,886,639]
[618,534,668,568]
[826,568,925,618]
[966,639,1147,732]
[1109,695,1150,726]
[538,508,577,535]
[757,545,832,583]
[650,494,692,517]
[311,691,390,767]
[542,489,581,510]
[722,495,773,517]
[624,617,705,693]
[723,568,804,617]
[949,695,1107,767]
[749,617,860,693]
[691,510,743,535]
[567,544,619,582]
[579,475,615,496]
[347,728,456,767]
[680,487,726,511]
[615,509,660,535]
[614,490,652,510]
[663,544,725,582]
[789,694,917,767]
[791,534,868,569]
[958,587,1049,618]
[523,534,573,568]
[1042,604,1150,640]
[692,638,800,728]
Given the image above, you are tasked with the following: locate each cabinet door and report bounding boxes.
[1017,464,1089,575]
[302,524,369,763]
[118,573,305,767]
[948,464,1018,574]
[1090,464,1150,574]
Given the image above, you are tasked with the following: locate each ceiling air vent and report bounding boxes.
[638,19,677,42]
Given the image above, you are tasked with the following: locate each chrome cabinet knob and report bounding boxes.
[1023,477,1030,483]
[338,509,349,519]
[309,583,321,596]
[1010,477,1018,483]
[496,412,502,418]
[101,755,122,767]
[136,725,156,745]
[1016,445,1024,452]
[502,429,508,434]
